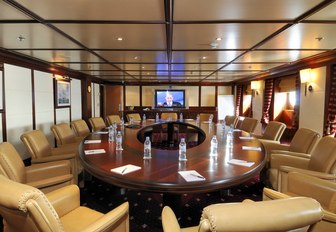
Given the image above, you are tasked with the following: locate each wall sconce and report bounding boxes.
[251,81,261,95]
[300,68,313,96]
[53,74,70,81]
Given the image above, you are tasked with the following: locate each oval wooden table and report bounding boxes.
[79,119,266,194]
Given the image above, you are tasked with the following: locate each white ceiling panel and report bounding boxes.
[96,51,167,63]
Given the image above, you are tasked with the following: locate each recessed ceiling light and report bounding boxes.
[315,36,323,42]
[117,37,123,41]
[142,66,145,69]
[17,35,25,42]
[202,56,207,60]
[133,56,138,60]
[215,37,222,41]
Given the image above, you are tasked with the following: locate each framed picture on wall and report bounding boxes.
[56,80,71,107]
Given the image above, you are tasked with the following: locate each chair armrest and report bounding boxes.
[31,153,76,164]
[259,141,289,153]
[161,206,182,232]
[323,210,336,223]
[270,153,310,169]
[271,150,311,159]
[51,146,78,156]
[82,202,129,232]
[279,167,336,181]
[262,187,290,201]
[46,185,80,217]
[25,160,71,182]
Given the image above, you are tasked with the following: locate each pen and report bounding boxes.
[121,167,127,174]
[190,173,205,179]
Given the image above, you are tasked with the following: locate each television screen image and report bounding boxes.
[155,90,185,108]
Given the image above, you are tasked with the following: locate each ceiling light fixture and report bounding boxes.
[202,56,207,60]
[17,35,25,42]
[133,56,138,60]
[315,36,323,42]
[117,37,123,41]
[215,37,222,41]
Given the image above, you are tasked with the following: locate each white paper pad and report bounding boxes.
[242,146,262,151]
[84,149,106,155]
[239,136,254,140]
[84,139,101,144]
[232,129,242,132]
[93,131,108,134]
[202,121,211,124]
[178,170,206,182]
[228,159,255,167]
[111,164,141,175]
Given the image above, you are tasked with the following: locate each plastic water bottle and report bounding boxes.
[210,135,218,156]
[143,137,152,159]
[108,125,114,143]
[209,114,213,124]
[179,138,187,161]
[143,114,146,121]
[130,116,134,125]
[120,118,124,127]
[196,114,200,126]
[179,113,183,121]
[155,113,159,122]
[113,120,117,129]
[116,131,123,150]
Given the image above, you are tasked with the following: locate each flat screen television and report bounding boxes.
[155,89,185,108]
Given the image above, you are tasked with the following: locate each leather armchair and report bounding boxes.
[51,123,83,147]
[88,117,107,132]
[224,115,239,128]
[162,196,323,232]
[238,117,258,133]
[106,114,122,125]
[263,172,336,232]
[0,175,129,232]
[126,113,141,122]
[0,142,74,193]
[199,113,213,122]
[71,119,91,138]
[268,136,336,190]
[20,130,81,185]
[161,112,178,121]
[254,121,286,141]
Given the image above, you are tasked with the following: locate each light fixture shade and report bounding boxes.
[300,68,311,83]
[251,81,260,90]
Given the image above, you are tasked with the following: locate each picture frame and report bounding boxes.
[55,80,71,107]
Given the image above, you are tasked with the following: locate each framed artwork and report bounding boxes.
[56,80,70,107]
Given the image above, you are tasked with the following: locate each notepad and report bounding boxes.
[84,149,106,155]
[93,131,108,134]
[84,139,101,144]
[242,146,262,151]
[111,164,141,175]
[232,129,242,132]
[228,159,255,167]
[202,121,211,124]
[178,170,206,182]
[239,136,254,140]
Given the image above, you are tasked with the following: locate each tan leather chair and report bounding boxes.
[254,121,286,141]
[162,196,323,232]
[263,172,336,232]
[71,119,91,138]
[88,117,106,132]
[224,115,239,128]
[0,175,130,232]
[126,113,141,122]
[238,117,258,133]
[199,113,213,122]
[20,130,80,185]
[51,123,83,147]
[0,142,74,193]
[106,114,122,125]
[161,112,178,121]
[268,136,336,190]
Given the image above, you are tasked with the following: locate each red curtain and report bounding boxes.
[261,79,274,124]
[235,85,242,116]
[324,65,336,136]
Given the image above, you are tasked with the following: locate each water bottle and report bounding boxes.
[196,114,200,126]
[120,118,124,127]
[155,113,159,122]
[130,116,134,125]
[108,125,114,143]
[179,113,183,121]
[143,137,152,159]
[179,138,187,161]
[210,135,218,156]
[143,114,146,121]
[209,114,213,124]
[116,131,123,150]
[113,121,117,130]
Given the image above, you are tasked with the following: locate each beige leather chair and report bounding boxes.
[0,142,74,193]
[51,123,83,147]
[20,130,80,185]
[161,112,178,121]
[162,196,323,232]
[88,117,106,132]
[224,115,239,128]
[263,172,336,232]
[126,113,141,122]
[106,114,122,125]
[238,117,258,133]
[0,175,130,232]
[254,121,286,141]
[268,136,336,190]
[199,113,213,122]
[71,119,91,138]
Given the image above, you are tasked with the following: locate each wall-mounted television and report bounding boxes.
[155,89,185,108]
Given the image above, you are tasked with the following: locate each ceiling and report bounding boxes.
[0,0,335,84]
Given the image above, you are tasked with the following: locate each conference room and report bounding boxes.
[0,0,336,231]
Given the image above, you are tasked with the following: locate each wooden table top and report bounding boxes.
[79,120,266,194]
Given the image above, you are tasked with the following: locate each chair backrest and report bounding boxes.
[126,113,141,122]
[51,123,77,146]
[197,197,322,232]
[0,175,63,232]
[161,112,178,121]
[224,115,239,127]
[261,121,286,141]
[199,113,213,122]
[239,117,258,133]
[308,136,336,174]
[71,119,90,137]
[0,143,26,184]
[20,130,53,159]
[88,117,106,132]
[106,114,121,125]
[289,128,320,153]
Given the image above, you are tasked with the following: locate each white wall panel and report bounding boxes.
[4,64,32,159]
[184,86,199,107]
[125,86,140,106]
[56,108,70,124]
[201,86,216,106]
[218,86,232,95]
[71,78,82,120]
[0,113,3,142]
[91,83,101,117]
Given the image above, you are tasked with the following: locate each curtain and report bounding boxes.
[235,85,242,116]
[261,79,274,124]
[324,64,336,136]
